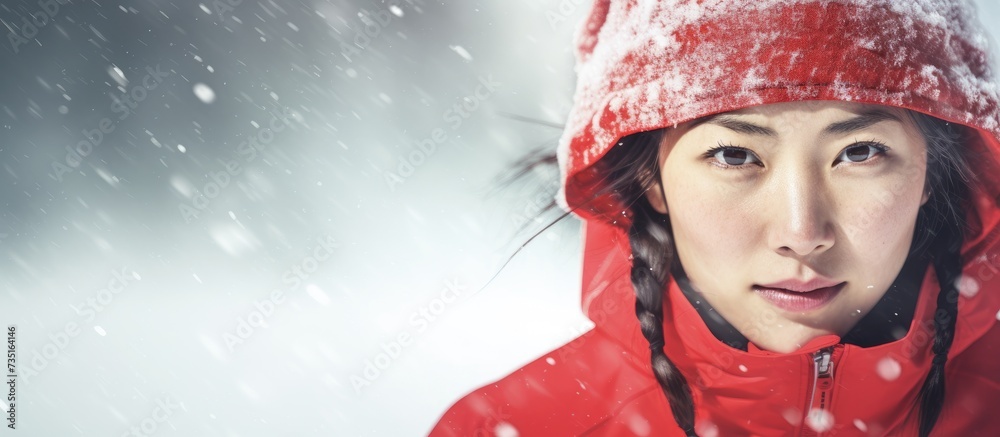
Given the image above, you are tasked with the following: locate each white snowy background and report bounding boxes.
[0,1,998,436]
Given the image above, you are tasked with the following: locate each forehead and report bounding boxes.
[716,101,906,121]
[679,101,919,140]
[659,100,925,153]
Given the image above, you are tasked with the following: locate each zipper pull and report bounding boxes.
[804,347,836,435]
[815,347,833,378]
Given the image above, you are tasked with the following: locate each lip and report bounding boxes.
[752,282,846,312]
[756,277,843,293]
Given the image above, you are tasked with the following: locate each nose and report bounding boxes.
[767,168,836,258]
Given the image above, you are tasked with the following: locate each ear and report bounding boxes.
[643,179,669,215]
[921,187,931,206]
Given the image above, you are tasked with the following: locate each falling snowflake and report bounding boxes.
[696,420,720,437]
[956,274,980,298]
[627,414,651,436]
[306,284,331,306]
[450,45,473,61]
[805,409,834,433]
[494,422,519,437]
[783,408,803,426]
[193,83,216,104]
[108,65,128,87]
[877,357,902,381]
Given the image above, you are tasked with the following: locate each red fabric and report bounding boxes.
[430,1,1000,435]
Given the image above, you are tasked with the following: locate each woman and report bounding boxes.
[430,0,1000,435]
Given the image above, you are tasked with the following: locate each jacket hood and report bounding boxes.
[558,0,1000,377]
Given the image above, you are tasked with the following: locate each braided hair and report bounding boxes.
[603,131,699,434]
[909,114,971,436]
[507,110,973,436]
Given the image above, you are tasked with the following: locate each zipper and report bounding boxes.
[800,346,836,436]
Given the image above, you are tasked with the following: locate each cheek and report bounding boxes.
[833,180,924,317]
[664,176,759,278]
[837,173,925,259]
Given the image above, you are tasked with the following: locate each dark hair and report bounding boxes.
[504,109,975,436]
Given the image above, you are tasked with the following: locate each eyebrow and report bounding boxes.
[823,109,901,134]
[691,109,902,136]
[693,114,777,136]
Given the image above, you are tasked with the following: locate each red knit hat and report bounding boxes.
[556,0,1000,242]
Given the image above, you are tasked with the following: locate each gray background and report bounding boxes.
[0,0,998,436]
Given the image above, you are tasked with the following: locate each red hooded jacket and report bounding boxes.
[430,1,1000,435]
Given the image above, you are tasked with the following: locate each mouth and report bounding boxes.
[751,282,847,312]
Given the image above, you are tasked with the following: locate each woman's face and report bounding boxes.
[645,101,930,354]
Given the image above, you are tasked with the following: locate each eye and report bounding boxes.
[703,142,762,168]
[836,141,890,164]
